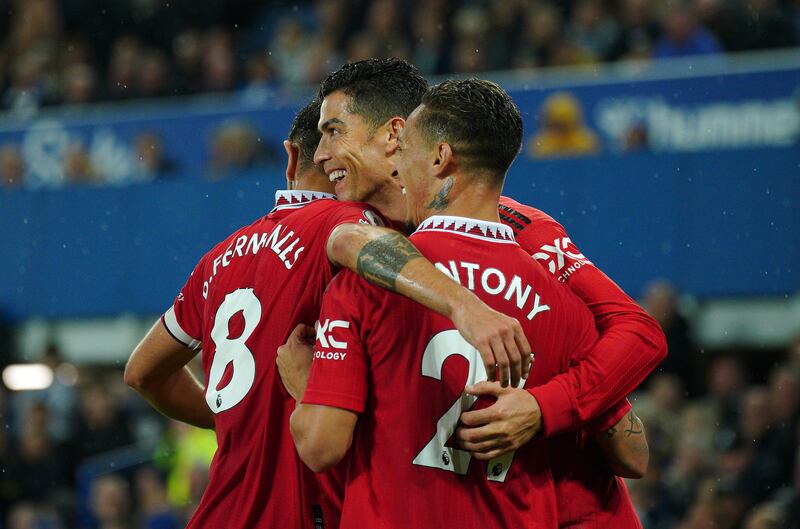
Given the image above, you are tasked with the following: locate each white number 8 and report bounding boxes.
[205,288,261,413]
[412,330,521,483]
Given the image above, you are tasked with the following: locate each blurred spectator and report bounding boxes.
[643,280,698,393]
[135,133,176,181]
[154,421,215,519]
[137,50,172,99]
[347,30,382,62]
[703,355,747,431]
[107,36,142,100]
[270,18,312,86]
[694,0,749,52]
[514,3,564,68]
[527,92,601,158]
[7,502,64,529]
[733,386,789,504]
[61,36,94,69]
[0,144,25,188]
[638,373,685,464]
[6,403,67,504]
[361,0,411,60]
[0,0,795,112]
[11,343,78,444]
[741,0,798,51]
[743,503,786,529]
[411,6,447,75]
[208,120,277,179]
[756,367,800,490]
[135,467,181,529]
[788,334,800,372]
[240,53,277,106]
[70,383,133,462]
[172,30,204,95]
[653,3,722,59]
[89,474,132,529]
[566,0,619,60]
[3,51,51,116]
[61,63,97,105]
[203,29,237,93]
[303,35,342,85]
[484,0,525,71]
[314,0,352,51]
[606,0,660,60]
[450,6,490,74]
[6,0,63,55]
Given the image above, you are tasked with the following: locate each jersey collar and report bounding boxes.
[414,215,516,244]
[271,190,337,212]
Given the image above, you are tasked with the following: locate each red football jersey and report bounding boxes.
[499,196,646,529]
[162,190,382,529]
[302,215,600,529]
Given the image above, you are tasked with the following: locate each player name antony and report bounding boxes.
[434,260,551,321]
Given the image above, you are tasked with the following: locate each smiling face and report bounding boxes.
[393,106,437,226]
[314,90,399,204]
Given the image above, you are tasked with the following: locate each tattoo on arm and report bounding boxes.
[355,232,422,291]
[427,176,455,211]
[624,411,643,437]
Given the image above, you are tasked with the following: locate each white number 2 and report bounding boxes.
[205,288,261,413]
[412,330,520,483]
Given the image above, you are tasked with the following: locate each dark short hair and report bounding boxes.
[319,58,428,131]
[417,79,523,179]
[288,98,322,171]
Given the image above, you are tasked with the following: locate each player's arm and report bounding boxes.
[326,222,531,387]
[284,271,370,472]
[592,409,649,479]
[527,262,667,436]
[290,404,357,472]
[457,213,665,457]
[124,320,214,429]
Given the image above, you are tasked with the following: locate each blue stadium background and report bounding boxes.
[0,1,799,528]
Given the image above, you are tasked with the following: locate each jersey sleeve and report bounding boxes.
[161,258,205,350]
[302,271,373,413]
[520,213,668,437]
[515,214,593,285]
[584,399,632,434]
[323,202,387,239]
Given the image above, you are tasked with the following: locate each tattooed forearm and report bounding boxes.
[623,411,643,437]
[356,232,423,291]
[427,176,455,211]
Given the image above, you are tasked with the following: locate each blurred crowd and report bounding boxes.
[0,0,798,115]
[0,0,798,189]
[0,345,216,529]
[633,282,800,529]
[0,282,798,528]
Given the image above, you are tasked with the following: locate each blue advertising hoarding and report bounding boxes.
[1,53,798,319]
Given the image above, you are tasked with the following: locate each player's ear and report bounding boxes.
[284,140,299,189]
[385,117,405,156]
[433,142,454,177]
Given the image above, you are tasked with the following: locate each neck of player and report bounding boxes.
[425,174,502,224]
[367,180,408,225]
